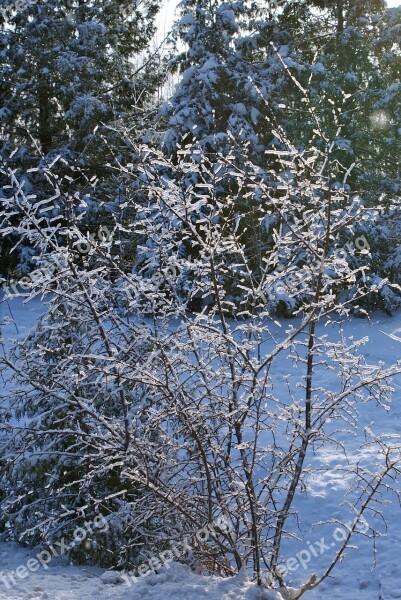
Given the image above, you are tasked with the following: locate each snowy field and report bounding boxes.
[1,297,401,600]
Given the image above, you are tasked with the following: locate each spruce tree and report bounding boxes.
[0,0,161,165]
[158,0,305,303]
[256,0,401,311]
[162,0,297,163]
[160,0,401,312]
[0,0,161,247]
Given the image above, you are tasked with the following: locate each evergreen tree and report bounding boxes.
[162,0,297,163]
[0,0,162,253]
[158,0,306,302]
[2,131,401,590]
[0,0,161,165]
[279,0,401,310]
[286,0,397,192]
[0,249,162,567]
[163,0,401,312]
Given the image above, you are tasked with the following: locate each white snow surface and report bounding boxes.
[0,546,267,600]
[1,297,401,599]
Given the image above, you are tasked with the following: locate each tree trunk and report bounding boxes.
[337,0,344,33]
[38,87,52,155]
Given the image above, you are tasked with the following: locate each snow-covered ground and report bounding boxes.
[1,297,401,599]
[0,542,268,600]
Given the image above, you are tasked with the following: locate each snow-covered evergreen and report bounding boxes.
[1,124,401,594]
[0,1,401,598]
[0,0,163,276]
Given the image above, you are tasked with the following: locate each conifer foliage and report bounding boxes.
[0,0,401,596]
[1,105,401,593]
[0,0,161,182]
